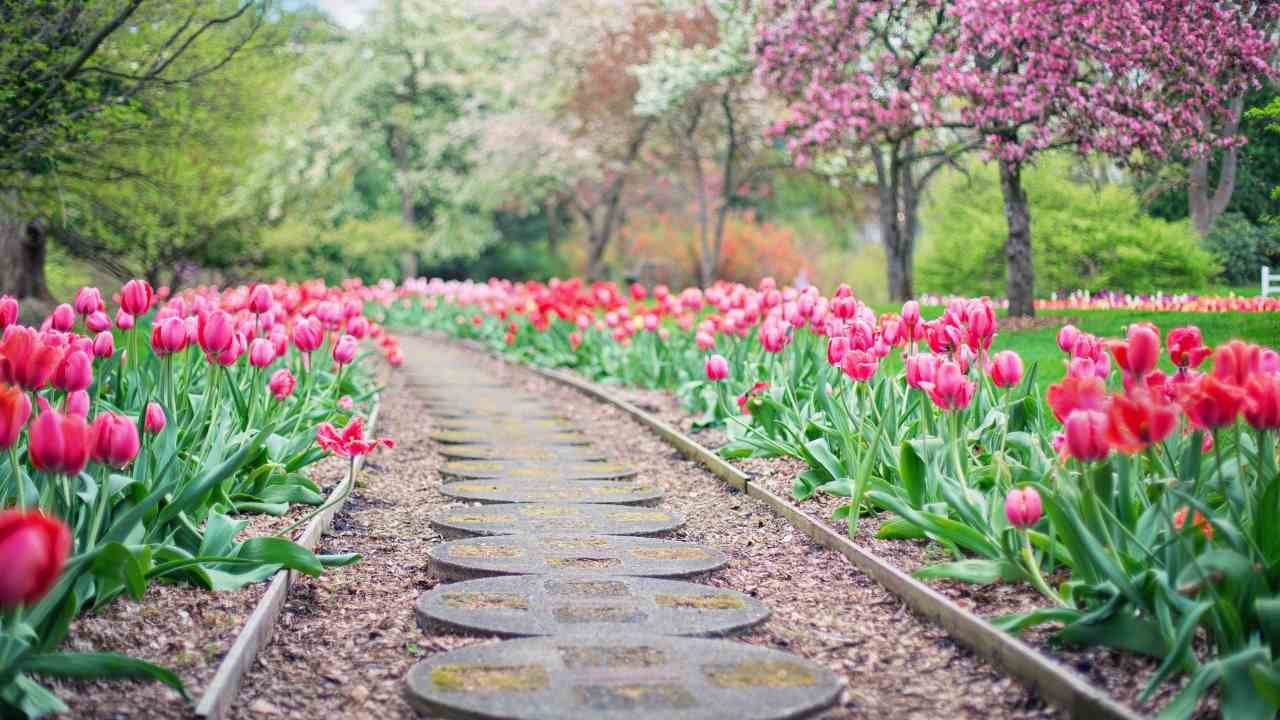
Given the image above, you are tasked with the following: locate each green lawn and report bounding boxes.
[870,304,1280,388]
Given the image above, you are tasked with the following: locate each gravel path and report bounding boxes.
[224,335,1060,719]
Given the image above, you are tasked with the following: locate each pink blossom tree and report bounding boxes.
[944,0,1275,316]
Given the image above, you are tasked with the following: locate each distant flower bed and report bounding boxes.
[916,290,1280,313]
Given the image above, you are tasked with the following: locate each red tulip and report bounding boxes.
[1105,390,1177,454]
[1173,507,1214,541]
[1046,375,1109,423]
[50,304,75,332]
[248,338,276,369]
[0,383,31,449]
[1109,323,1160,381]
[0,510,71,607]
[1005,487,1042,529]
[65,391,89,418]
[1167,326,1211,370]
[705,354,729,381]
[144,402,166,434]
[332,334,358,366]
[921,360,975,411]
[269,368,297,401]
[89,413,140,468]
[1244,374,1280,431]
[0,326,64,391]
[198,310,234,355]
[1064,410,1110,462]
[840,349,878,382]
[248,284,274,315]
[315,416,393,458]
[0,296,18,330]
[74,287,104,316]
[53,350,92,393]
[1178,375,1246,430]
[29,397,90,475]
[988,350,1024,389]
[569,331,583,351]
[1212,340,1261,386]
[119,279,154,316]
[150,316,188,356]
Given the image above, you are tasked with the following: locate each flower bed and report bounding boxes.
[387,276,1280,720]
[0,279,397,717]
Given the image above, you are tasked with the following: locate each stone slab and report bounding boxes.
[403,634,841,720]
[440,460,637,483]
[441,480,663,506]
[434,418,579,433]
[427,406,566,421]
[438,445,607,462]
[431,503,683,538]
[427,534,727,581]
[416,575,768,638]
[430,430,591,446]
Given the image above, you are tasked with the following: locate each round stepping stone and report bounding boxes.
[439,445,606,462]
[431,430,590,446]
[441,480,663,506]
[435,418,578,433]
[428,406,565,421]
[431,503,683,538]
[403,633,841,720]
[427,534,727,581]
[440,460,636,483]
[416,575,767,637]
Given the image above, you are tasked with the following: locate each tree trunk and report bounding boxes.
[706,88,738,289]
[998,158,1035,318]
[388,125,416,227]
[545,197,562,253]
[0,193,51,300]
[586,230,609,282]
[1189,95,1244,238]
[872,146,913,302]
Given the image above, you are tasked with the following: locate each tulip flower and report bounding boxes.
[1212,340,1261,387]
[198,310,235,355]
[93,331,115,359]
[0,296,17,330]
[0,326,64,391]
[249,284,274,315]
[65,391,90,418]
[0,383,31,449]
[150,316,188,356]
[53,350,92,393]
[1109,324,1160,382]
[901,300,920,332]
[1056,324,1080,354]
[338,396,355,411]
[0,510,72,607]
[291,318,324,354]
[315,416,394,458]
[29,397,91,475]
[965,300,996,351]
[840,350,878,382]
[74,287,105,316]
[705,354,729,381]
[332,334,358,366]
[1064,410,1110,462]
[144,402,167,434]
[269,368,297,401]
[569,331,583,351]
[1173,507,1214,541]
[1243,374,1280,431]
[120,279,154,316]
[89,413,141,468]
[1105,390,1177,454]
[1005,487,1042,529]
[904,353,938,390]
[85,311,111,334]
[248,338,276,369]
[1179,375,1246,430]
[1168,326,1211,371]
[115,309,135,330]
[737,381,769,415]
[346,316,370,339]
[1045,376,1109,423]
[988,351,1024,389]
[920,361,975,411]
[50,304,75,332]
[210,332,246,367]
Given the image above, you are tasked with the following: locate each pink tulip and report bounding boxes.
[901,300,920,330]
[29,397,90,475]
[1005,487,1042,529]
[840,349,878,382]
[248,338,276,368]
[50,304,74,332]
[0,326,64,391]
[210,332,246,367]
[0,510,71,608]
[338,396,355,411]
[65,391,90,418]
[53,350,92,393]
[115,310,134,330]
[74,287,104,316]
[0,384,31,449]
[332,334,358,366]
[150,316,188,356]
[269,368,297,401]
[921,360,975,411]
[85,312,111,334]
[198,311,234,355]
[119,279,154,316]
[705,354,729,381]
[92,331,114,360]
[1064,410,1110,462]
[1056,324,1080,354]
[144,402,166,434]
[291,318,323,354]
[89,413,140,468]
[346,316,370,339]
[904,353,938,390]
[827,335,850,366]
[249,284,274,315]
[0,296,18,330]
[988,350,1024,389]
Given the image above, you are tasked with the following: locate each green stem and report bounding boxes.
[9,445,25,509]
[1021,533,1068,607]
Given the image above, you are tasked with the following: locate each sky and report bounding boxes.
[283,0,375,27]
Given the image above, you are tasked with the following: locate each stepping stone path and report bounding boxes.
[405,363,841,720]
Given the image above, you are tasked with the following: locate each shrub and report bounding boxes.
[918,155,1218,295]
[1202,212,1280,285]
[619,211,812,287]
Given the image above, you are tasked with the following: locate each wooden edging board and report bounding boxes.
[506,359,1144,720]
[193,401,383,720]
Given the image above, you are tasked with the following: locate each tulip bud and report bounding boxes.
[1005,487,1042,529]
[705,354,729,381]
[0,510,72,607]
[120,279,154,316]
[332,334,358,366]
[74,287,104,316]
[901,300,920,329]
[1064,410,1110,462]
[269,368,297,401]
[84,312,110,334]
[338,395,355,411]
[988,350,1024,389]
[54,350,93,393]
[89,413,140,468]
[115,310,135,330]
[65,391,90,418]
[29,397,90,475]
[93,331,115,360]
[827,336,850,366]
[50,304,75,332]
[248,284,274,315]
[1056,324,1080,354]
[211,332,246,367]
[0,383,32,449]
[291,318,323,354]
[248,338,276,369]
[144,402,166,434]
[346,316,370,339]
[198,310,234,355]
[0,296,18,330]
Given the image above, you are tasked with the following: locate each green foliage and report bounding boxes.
[257,216,422,283]
[1203,213,1280,285]
[919,156,1218,295]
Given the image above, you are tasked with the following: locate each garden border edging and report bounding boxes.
[192,400,383,720]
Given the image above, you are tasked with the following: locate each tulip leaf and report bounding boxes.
[914,559,1023,585]
[898,441,927,509]
[875,517,926,540]
[236,537,324,577]
[19,652,188,702]
[990,607,1082,634]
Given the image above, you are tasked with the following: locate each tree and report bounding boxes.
[0,0,272,298]
[755,0,970,302]
[944,0,1275,315]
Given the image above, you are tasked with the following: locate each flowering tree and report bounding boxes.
[944,0,1275,315]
